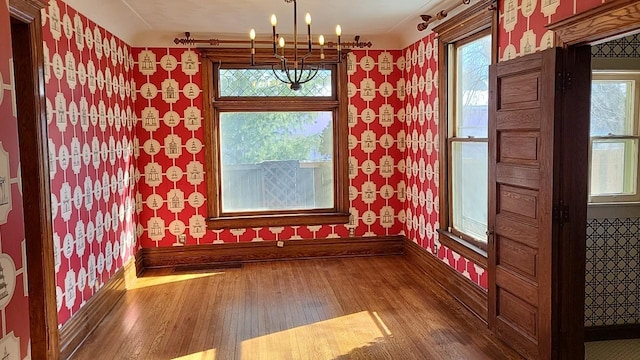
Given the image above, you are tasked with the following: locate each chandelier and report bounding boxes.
[249,0,342,91]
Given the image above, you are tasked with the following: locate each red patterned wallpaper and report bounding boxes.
[0,2,31,358]
[1,0,616,340]
[399,0,613,291]
[133,48,404,246]
[499,0,605,60]
[42,0,138,326]
[402,34,487,289]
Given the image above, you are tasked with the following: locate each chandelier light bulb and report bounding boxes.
[335,25,342,36]
[305,13,312,25]
[318,35,325,46]
[249,29,256,40]
[271,14,278,26]
[279,36,285,47]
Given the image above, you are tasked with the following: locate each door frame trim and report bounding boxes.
[547,1,640,358]
[547,0,640,46]
[553,45,591,360]
[8,0,59,359]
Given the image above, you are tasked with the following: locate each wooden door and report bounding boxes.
[487,47,590,360]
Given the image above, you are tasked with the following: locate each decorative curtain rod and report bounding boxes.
[417,0,496,31]
[173,32,373,49]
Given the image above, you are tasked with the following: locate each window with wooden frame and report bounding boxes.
[200,48,349,229]
[589,72,640,203]
[434,0,497,265]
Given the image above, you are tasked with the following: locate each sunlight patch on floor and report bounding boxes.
[240,311,390,359]
[127,272,224,290]
[172,349,216,360]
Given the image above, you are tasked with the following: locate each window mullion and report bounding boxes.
[449,137,489,143]
[591,135,640,141]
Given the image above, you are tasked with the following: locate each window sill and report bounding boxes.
[588,201,640,206]
[436,229,488,268]
[587,201,640,219]
[206,212,350,230]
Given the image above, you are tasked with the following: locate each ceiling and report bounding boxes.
[62,0,459,48]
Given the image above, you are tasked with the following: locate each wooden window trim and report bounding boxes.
[588,72,640,204]
[201,48,349,229]
[435,0,497,265]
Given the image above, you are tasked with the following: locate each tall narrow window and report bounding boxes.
[435,0,496,262]
[589,72,640,203]
[450,33,491,245]
[200,49,349,229]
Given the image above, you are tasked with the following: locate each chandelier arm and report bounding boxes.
[295,58,305,83]
[277,66,295,84]
[301,58,319,83]
[278,59,297,84]
[274,54,298,85]
[286,68,297,84]
[279,57,288,73]
[298,58,308,83]
[300,52,313,61]
[300,68,319,84]
[296,61,318,85]
[271,66,291,84]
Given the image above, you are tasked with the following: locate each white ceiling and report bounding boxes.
[62,0,460,48]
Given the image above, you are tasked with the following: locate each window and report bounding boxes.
[201,49,349,229]
[219,111,334,212]
[434,0,496,262]
[589,72,640,203]
[450,33,491,245]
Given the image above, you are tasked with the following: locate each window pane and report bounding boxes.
[590,139,638,196]
[452,142,488,242]
[220,112,334,212]
[456,35,491,138]
[590,80,634,136]
[219,69,332,97]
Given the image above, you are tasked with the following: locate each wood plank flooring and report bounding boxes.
[70,256,522,360]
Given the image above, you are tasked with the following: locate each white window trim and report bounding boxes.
[589,71,640,204]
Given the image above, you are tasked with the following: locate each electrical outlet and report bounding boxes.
[178,234,186,244]
[276,240,285,248]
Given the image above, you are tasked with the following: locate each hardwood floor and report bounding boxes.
[70,256,522,360]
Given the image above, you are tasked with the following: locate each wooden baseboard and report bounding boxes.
[135,250,145,277]
[403,238,488,323]
[59,258,136,359]
[585,324,640,342]
[139,236,405,270]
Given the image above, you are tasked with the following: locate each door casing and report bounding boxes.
[9,0,59,359]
